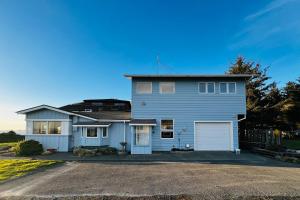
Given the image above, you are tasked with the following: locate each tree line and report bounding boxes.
[228,56,300,131]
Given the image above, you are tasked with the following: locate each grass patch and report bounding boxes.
[0,142,18,148]
[0,159,62,182]
[282,139,300,150]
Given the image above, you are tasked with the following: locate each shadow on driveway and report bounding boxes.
[31,151,300,168]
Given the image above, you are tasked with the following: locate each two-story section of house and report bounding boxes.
[126,74,250,154]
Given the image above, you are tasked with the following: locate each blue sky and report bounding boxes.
[0,0,299,131]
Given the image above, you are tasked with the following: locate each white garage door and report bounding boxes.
[194,122,232,151]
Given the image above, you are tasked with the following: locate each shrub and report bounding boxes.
[0,131,25,143]
[14,140,43,156]
[97,146,117,155]
[73,147,96,157]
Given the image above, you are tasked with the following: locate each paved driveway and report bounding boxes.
[0,154,299,200]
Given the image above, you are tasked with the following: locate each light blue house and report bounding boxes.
[17,74,250,154]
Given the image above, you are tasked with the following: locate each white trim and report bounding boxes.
[32,121,63,135]
[193,121,234,151]
[135,82,152,94]
[26,119,71,122]
[198,82,215,94]
[228,82,237,94]
[25,134,69,137]
[101,127,108,138]
[159,82,175,94]
[17,105,97,121]
[129,123,157,126]
[123,121,126,142]
[219,82,228,94]
[219,82,236,94]
[160,119,174,139]
[97,119,130,122]
[72,125,110,127]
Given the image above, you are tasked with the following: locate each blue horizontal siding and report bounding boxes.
[25,135,70,152]
[131,79,246,151]
[26,109,69,119]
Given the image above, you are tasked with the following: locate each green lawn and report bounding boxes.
[0,159,62,182]
[282,139,300,150]
[0,142,18,148]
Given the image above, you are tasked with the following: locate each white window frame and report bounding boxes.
[85,127,98,138]
[198,82,215,94]
[33,121,62,135]
[159,82,175,94]
[219,82,236,94]
[33,121,48,135]
[228,82,236,94]
[135,82,152,94]
[101,127,108,138]
[160,119,174,139]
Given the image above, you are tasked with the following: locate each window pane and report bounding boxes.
[33,122,47,134]
[136,82,152,94]
[102,128,107,137]
[161,131,173,138]
[160,82,175,94]
[136,132,149,145]
[229,83,236,93]
[207,83,215,93]
[220,83,227,93]
[199,83,206,93]
[48,122,61,134]
[161,120,173,130]
[87,128,97,137]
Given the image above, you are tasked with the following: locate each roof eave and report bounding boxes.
[16,105,98,121]
[124,74,253,79]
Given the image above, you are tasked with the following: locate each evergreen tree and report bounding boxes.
[227,56,273,128]
[281,78,300,130]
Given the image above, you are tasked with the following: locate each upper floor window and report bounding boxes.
[199,82,215,94]
[136,82,152,94]
[159,82,175,94]
[220,82,236,94]
[33,121,61,134]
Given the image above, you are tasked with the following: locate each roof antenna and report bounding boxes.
[156,54,160,74]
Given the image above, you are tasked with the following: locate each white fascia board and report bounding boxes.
[72,125,111,127]
[97,119,130,122]
[17,105,97,121]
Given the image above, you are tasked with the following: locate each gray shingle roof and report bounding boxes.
[129,119,157,125]
[72,111,131,120]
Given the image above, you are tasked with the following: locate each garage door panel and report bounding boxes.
[195,122,232,151]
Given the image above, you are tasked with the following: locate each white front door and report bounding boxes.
[194,122,232,151]
[135,126,150,146]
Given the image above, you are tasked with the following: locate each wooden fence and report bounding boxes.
[239,129,282,149]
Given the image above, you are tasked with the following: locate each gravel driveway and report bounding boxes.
[0,157,299,200]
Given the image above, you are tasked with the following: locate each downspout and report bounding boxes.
[123,120,126,142]
[238,115,246,122]
[236,115,246,154]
